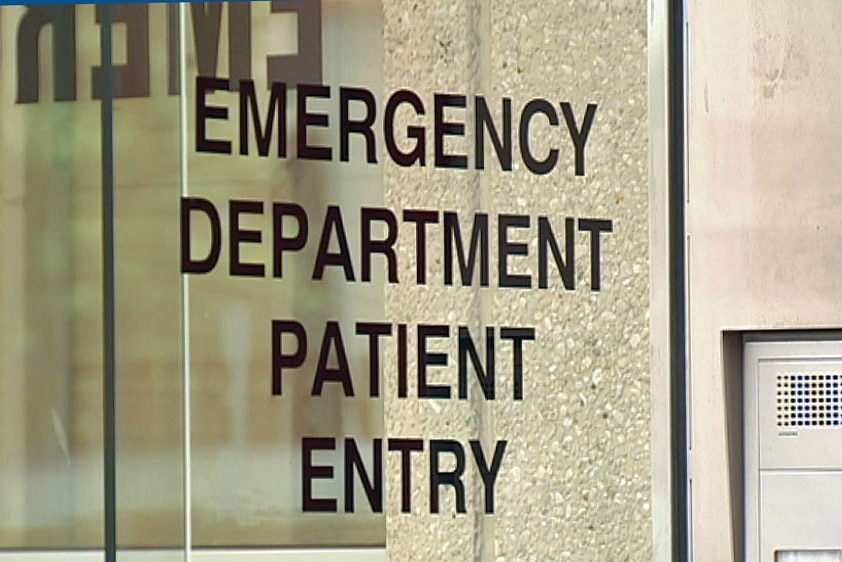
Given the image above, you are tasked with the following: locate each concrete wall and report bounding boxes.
[686,1,842,560]
[383,1,653,559]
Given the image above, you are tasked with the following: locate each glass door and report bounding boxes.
[0,4,188,560]
[108,2,186,559]
[174,0,387,555]
[1,2,387,559]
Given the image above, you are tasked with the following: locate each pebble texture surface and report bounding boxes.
[382,1,651,560]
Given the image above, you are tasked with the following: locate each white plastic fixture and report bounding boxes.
[744,338,842,562]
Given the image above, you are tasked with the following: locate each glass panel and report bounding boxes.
[181,0,386,547]
[108,2,185,553]
[0,4,189,556]
[0,4,104,549]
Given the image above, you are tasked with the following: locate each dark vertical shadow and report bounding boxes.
[99,5,116,562]
[722,332,745,562]
[668,0,689,560]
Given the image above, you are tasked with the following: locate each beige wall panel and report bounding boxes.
[687,1,842,560]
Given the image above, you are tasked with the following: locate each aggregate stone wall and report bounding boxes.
[382,1,651,560]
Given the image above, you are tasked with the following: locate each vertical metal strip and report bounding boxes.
[99,4,117,562]
[668,0,689,560]
[178,3,194,559]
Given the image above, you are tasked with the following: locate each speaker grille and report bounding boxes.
[777,373,842,427]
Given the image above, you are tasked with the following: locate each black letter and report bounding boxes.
[418,325,450,399]
[430,440,466,514]
[475,96,512,171]
[470,440,507,513]
[397,324,408,398]
[344,438,383,513]
[239,79,287,157]
[181,197,221,274]
[444,212,488,286]
[312,322,354,397]
[297,84,332,160]
[498,215,531,288]
[500,327,535,400]
[403,210,439,284]
[302,437,337,512]
[434,94,468,169]
[340,87,378,163]
[388,438,423,513]
[538,217,575,290]
[578,218,613,291]
[195,76,232,154]
[361,207,398,283]
[229,200,265,277]
[384,90,426,167]
[272,320,307,396]
[273,203,308,278]
[356,323,392,398]
[313,206,355,281]
[560,102,598,176]
[519,99,559,175]
[458,327,494,400]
